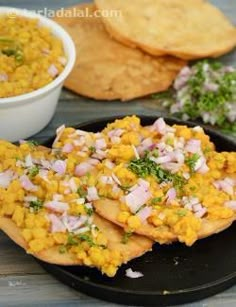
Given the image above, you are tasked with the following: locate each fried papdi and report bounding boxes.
[95,0,236,60]
[94,199,236,245]
[0,214,153,270]
[54,4,186,100]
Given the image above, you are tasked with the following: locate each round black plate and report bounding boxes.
[39,116,236,306]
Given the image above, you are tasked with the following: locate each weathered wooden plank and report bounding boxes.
[0,273,236,307]
[0,274,117,307]
[0,233,44,275]
[0,0,235,306]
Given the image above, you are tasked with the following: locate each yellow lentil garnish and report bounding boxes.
[0,15,66,98]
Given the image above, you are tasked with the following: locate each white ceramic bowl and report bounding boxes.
[0,7,76,142]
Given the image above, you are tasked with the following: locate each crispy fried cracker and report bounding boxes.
[54,4,185,100]
[95,0,236,60]
[94,199,236,245]
[0,214,153,267]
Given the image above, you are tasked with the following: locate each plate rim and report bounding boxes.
[40,114,236,305]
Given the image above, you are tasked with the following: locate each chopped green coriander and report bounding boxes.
[28,165,39,178]
[144,149,159,158]
[29,200,43,213]
[203,146,212,154]
[84,206,93,216]
[77,186,87,198]
[118,184,132,192]
[151,90,173,100]
[121,231,133,244]
[27,140,39,148]
[152,60,236,134]
[89,146,96,154]
[0,37,15,43]
[59,245,67,254]
[176,209,187,217]
[78,234,95,247]
[67,234,78,246]
[151,197,162,205]
[185,153,200,173]
[128,157,185,189]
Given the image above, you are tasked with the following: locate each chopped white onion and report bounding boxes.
[132,145,140,159]
[185,139,201,154]
[194,207,207,218]
[75,162,93,177]
[225,201,236,210]
[99,176,114,185]
[25,154,33,168]
[44,200,69,213]
[136,206,152,222]
[152,118,166,135]
[95,138,107,150]
[48,214,66,233]
[53,125,65,147]
[125,180,151,213]
[52,160,67,175]
[62,143,74,153]
[24,195,37,202]
[125,268,143,279]
[0,170,14,189]
[111,173,122,186]
[0,73,8,82]
[166,187,176,204]
[87,187,99,201]
[48,64,59,77]
[20,175,38,191]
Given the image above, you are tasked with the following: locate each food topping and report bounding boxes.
[153,60,236,134]
[0,15,66,98]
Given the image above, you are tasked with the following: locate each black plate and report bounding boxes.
[39,116,236,306]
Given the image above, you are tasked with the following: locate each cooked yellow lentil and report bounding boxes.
[0,15,66,98]
[53,116,236,246]
[0,116,235,277]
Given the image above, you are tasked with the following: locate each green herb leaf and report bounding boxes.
[67,234,78,246]
[185,153,200,173]
[121,231,133,244]
[84,206,93,216]
[118,184,132,192]
[27,140,39,148]
[154,60,236,134]
[151,197,162,205]
[0,37,15,44]
[128,157,185,189]
[176,209,187,217]
[28,165,39,178]
[59,245,67,254]
[78,234,95,247]
[29,200,43,213]
[77,186,87,198]
[89,146,96,154]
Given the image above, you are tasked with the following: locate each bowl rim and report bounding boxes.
[0,6,76,105]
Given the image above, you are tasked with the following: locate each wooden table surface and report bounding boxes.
[0,0,235,306]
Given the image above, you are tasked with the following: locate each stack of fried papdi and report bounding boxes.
[94,199,236,246]
[54,4,186,101]
[95,0,236,60]
[0,213,153,266]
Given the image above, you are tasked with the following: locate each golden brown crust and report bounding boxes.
[94,214,153,262]
[95,0,236,60]
[54,4,186,101]
[0,216,80,265]
[94,199,176,244]
[198,218,235,239]
[0,214,153,266]
[94,199,236,244]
